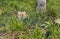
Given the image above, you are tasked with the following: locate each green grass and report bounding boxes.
[0,0,60,39]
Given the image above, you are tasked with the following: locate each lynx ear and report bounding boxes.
[18,11,21,14]
[18,11,20,13]
[23,11,26,13]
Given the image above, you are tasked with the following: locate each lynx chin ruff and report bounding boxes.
[17,11,27,19]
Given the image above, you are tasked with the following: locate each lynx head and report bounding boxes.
[17,11,27,19]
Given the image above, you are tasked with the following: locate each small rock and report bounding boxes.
[54,19,60,24]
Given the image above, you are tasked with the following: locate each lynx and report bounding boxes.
[17,11,27,19]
